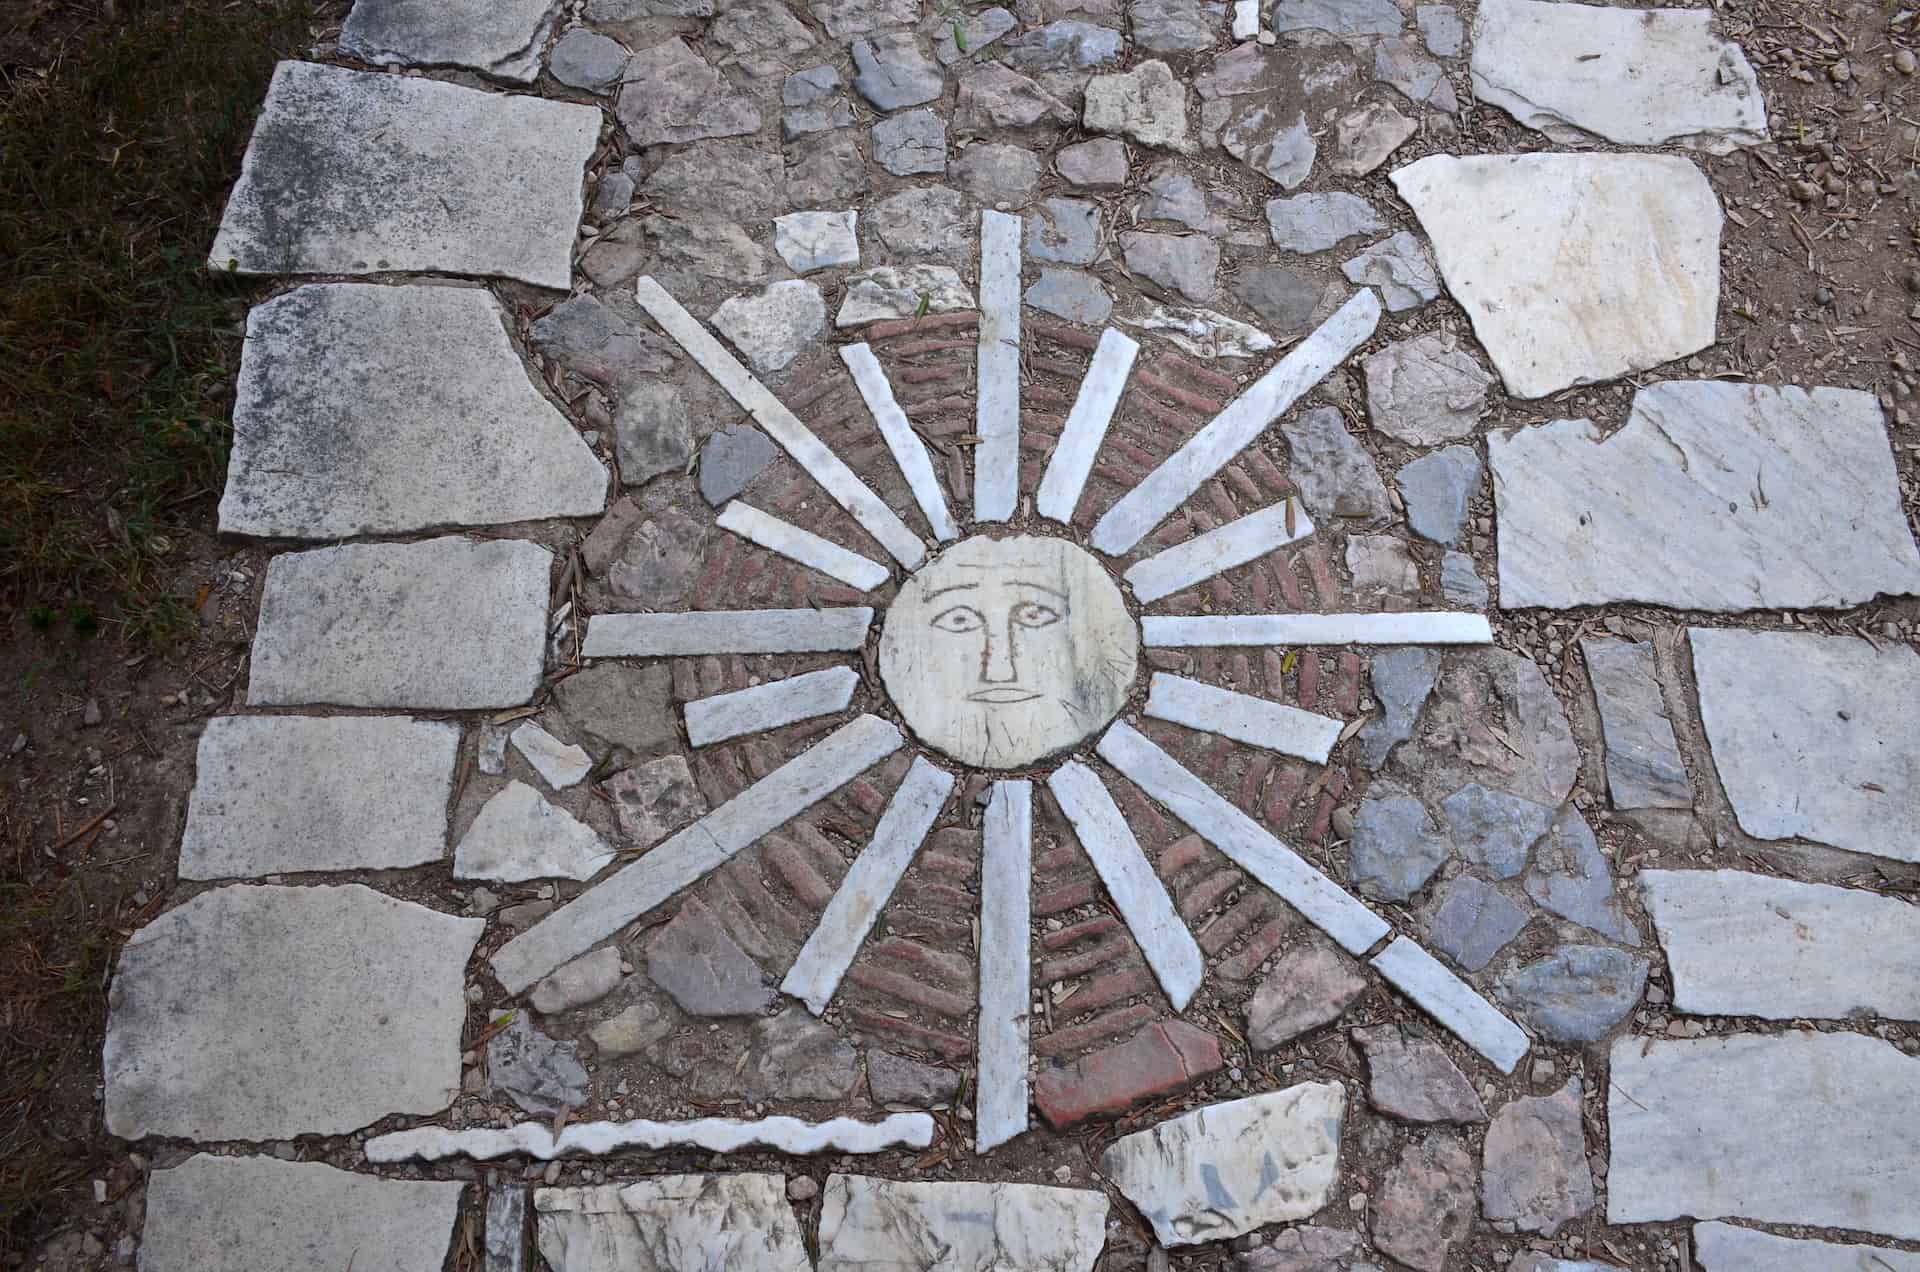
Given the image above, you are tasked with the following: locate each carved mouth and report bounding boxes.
[968,688,1041,704]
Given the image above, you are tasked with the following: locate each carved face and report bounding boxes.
[880,535,1138,769]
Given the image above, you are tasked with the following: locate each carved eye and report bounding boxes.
[930,605,985,633]
[1010,601,1062,629]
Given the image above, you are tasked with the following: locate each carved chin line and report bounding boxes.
[967,687,1042,704]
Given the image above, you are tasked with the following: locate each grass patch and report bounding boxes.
[0,0,316,648]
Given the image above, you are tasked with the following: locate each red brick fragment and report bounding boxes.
[1033,1020,1225,1129]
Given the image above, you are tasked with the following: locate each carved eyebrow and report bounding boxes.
[954,562,1044,570]
[926,582,981,599]
[1008,579,1067,601]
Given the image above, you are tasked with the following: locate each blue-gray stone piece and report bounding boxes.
[1396,445,1483,546]
[1356,647,1439,769]
[1440,783,1554,879]
[1416,4,1463,56]
[1001,19,1125,71]
[549,27,632,93]
[486,1014,589,1116]
[1350,788,1450,901]
[1524,806,1640,945]
[1426,874,1530,971]
[1272,0,1403,36]
[1024,269,1112,325]
[851,33,943,111]
[698,424,779,506]
[1498,945,1648,1044]
[1440,551,1489,608]
[1026,197,1102,265]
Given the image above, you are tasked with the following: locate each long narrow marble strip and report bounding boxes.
[1047,762,1203,1011]
[366,1112,936,1163]
[1035,328,1140,523]
[1125,498,1316,603]
[783,758,955,1014]
[1143,612,1493,647]
[635,276,926,568]
[582,608,874,658]
[1097,721,1389,955]
[718,501,891,592]
[977,780,1031,1153]
[973,210,1022,523]
[1144,673,1344,765]
[1090,290,1382,556]
[1369,936,1529,1074]
[840,343,959,542]
[491,715,903,992]
[685,666,860,748]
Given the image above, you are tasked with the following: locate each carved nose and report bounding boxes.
[981,624,1018,683]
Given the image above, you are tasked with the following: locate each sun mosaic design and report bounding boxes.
[495,211,1521,1153]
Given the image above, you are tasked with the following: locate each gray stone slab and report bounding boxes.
[1582,639,1690,809]
[1523,806,1638,944]
[1693,1222,1920,1272]
[1394,154,1721,399]
[1371,936,1530,1074]
[1120,230,1219,303]
[1265,191,1387,253]
[512,721,591,790]
[646,897,774,1016]
[775,210,859,272]
[818,1176,1107,1271]
[1691,628,1920,862]
[1341,230,1437,312]
[105,884,481,1140]
[936,5,1018,63]
[584,607,873,656]
[951,143,1041,206]
[549,27,629,93]
[456,782,615,883]
[1101,1085,1345,1246]
[249,537,550,710]
[711,280,826,374]
[1272,0,1401,35]
[1440,783,1553,879]
[1084,59,1195,154]
[491,715,902,991]
[489,1013,589,1116]
[141,1156,464,1272]
[873,108,948,175]
[615,38,760,144]
[1472,0,1766,154]
[852,32,944,110]
[530,947,624,1014]
[223,285,607,538]
[686,666,860,747]
[1417,4,1461,55]
[1499,945,1645,1044]
[1363,332,1494,448]
[977,780,1032,1153]
[1354,1025,1486,1124]
[180,715,456,879]
[1643,869,1920,1022]
[341,0,559,81]
[210,61,597,289]
[1609,1032,1920,1241]
[1350,787,1450,901]
[1481,1080,1594,1237]
[538,1177,811,1272]
[837,265,975,327]
[1396,446,1481,546]
[1357,647,1439,769]
[1492,383,1920,610]
[1440,551,1488,608]
[1282,405,1392,525]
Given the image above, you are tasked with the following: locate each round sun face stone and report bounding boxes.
[879,534,1139,770]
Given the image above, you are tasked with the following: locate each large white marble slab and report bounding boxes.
[367,1112,936,1161]
[975,210,1024,522]
[1371,936,1529,1073]
[1048,761,1204,1010]
[249,536,550,709]
[491,715,902,992]
[583,608,874,657]
[1099,721,1389,954]
[537,1177,811,1272]
[1090,290,1380,556]
[1036,328,1140,524]
[210,62,597,289]
[180,715,457,878]
[1125,498,1315,603]
[977,780,1032,1152]
[636,276,926,568]
[685,666,861,747]
[1143,612,1493,647]
[818,1176,1108,1271]
[1608,1032,1920,1240]
[1144,673,1343,764]
[783,758,954,1013]
[840,342,960,541]
[718,501,891,591]
[1690,628,1920,863]
[1693,1222,1920,1271]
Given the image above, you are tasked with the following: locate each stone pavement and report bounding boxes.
[85,0,1920,1268]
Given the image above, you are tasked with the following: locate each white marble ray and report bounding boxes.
[1048,762,1203,1011]
[635,277,926,568]
[582,608,874,657]
[685,666,861,748]
[1091,290,1382,556]
[491,715,903,992]
[718,501,891,592]
[1098,721,1389,955]
[1143,612,1494,647]
[366,1113,935,1162]
[1036,328,1140,524]
[1125,498,1316,603]
[783,758,954,1014]
[977,780,1031,1153]
[1369,936,1529,1074]
[840,343,959,542]
[974,210,1023,523]
[1144,673,1344,765]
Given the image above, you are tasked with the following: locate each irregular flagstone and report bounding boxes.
[647,897,775,1016]
[1266,191,1387,253]
[1130,0,1217,52]
[1346,534,1418,595]
[1033,1021,1223,1128]
[1472,0,1766,154]
[955,62,1073,130]
[1418,3,1462,55]
[1499,945,1646,1044]
[556,663,676,754]
[530,294,675,393]
[1491,383,1920,610]
[1354,1025,1486,1124]
[836,264,975,326]
[179,715,457,879]
[851,32,944,110]
[936,5,1017,62]
[1642,869,1920,1022]
[1100,1085,1345,1246]
[1692,1222,1920,1271]
[868,1052,960,1106]
[140,1157,464,1272]
[488,1014,589,1116]
[1394,153,1722,399]
[1524,806,1638,944]
[1084,59,1195,154]
[616,38,759,143]
[370,1114,935,1162]
[1424,874,1529,972]
[455,782,615,883]
[1691,628,1920,862]
[605,755,705,847]
[1441,551,1489,609]
[1119,304,1275,360]
[1350,786,1450,901]
[711,281,826,374]
[1334,101,1416,176]
[1609,1032,1920,1241]
[818,1176,1108,1271]
[222,287,605,538]
[951,142,1042,205]
[1235,265,1326,337]
[698,424,778,505]
[1282,405,1393,525]
[1341,230,1438,312]
[1027,196,1102,265]
[1373,1133,1475,1272]
[1026,268,1113,325]
[550,27,629,92]
[1581,639,1690,809]
[210,62,597,289]
[340,0,559,81]
[249,537,550,710]
[1393,649,1579,809]
[104,884,481,1140]
[529,947,625,1014]
[537,1177,811,1272]
[1241,1227,1364,1272]
[1363,331,1494,447]
[1272,0,1401,36]
[614,380,695,486]
[1481,1080,1594,1236]
[1396,446,1481,546]
[873,109,947,175]
[1356,647,1438,768]
[512,721,592,790]
[1248,942,1368,1049]
[1121,231,1219,303]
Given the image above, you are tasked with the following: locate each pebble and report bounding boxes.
[1898,48,1917,75]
